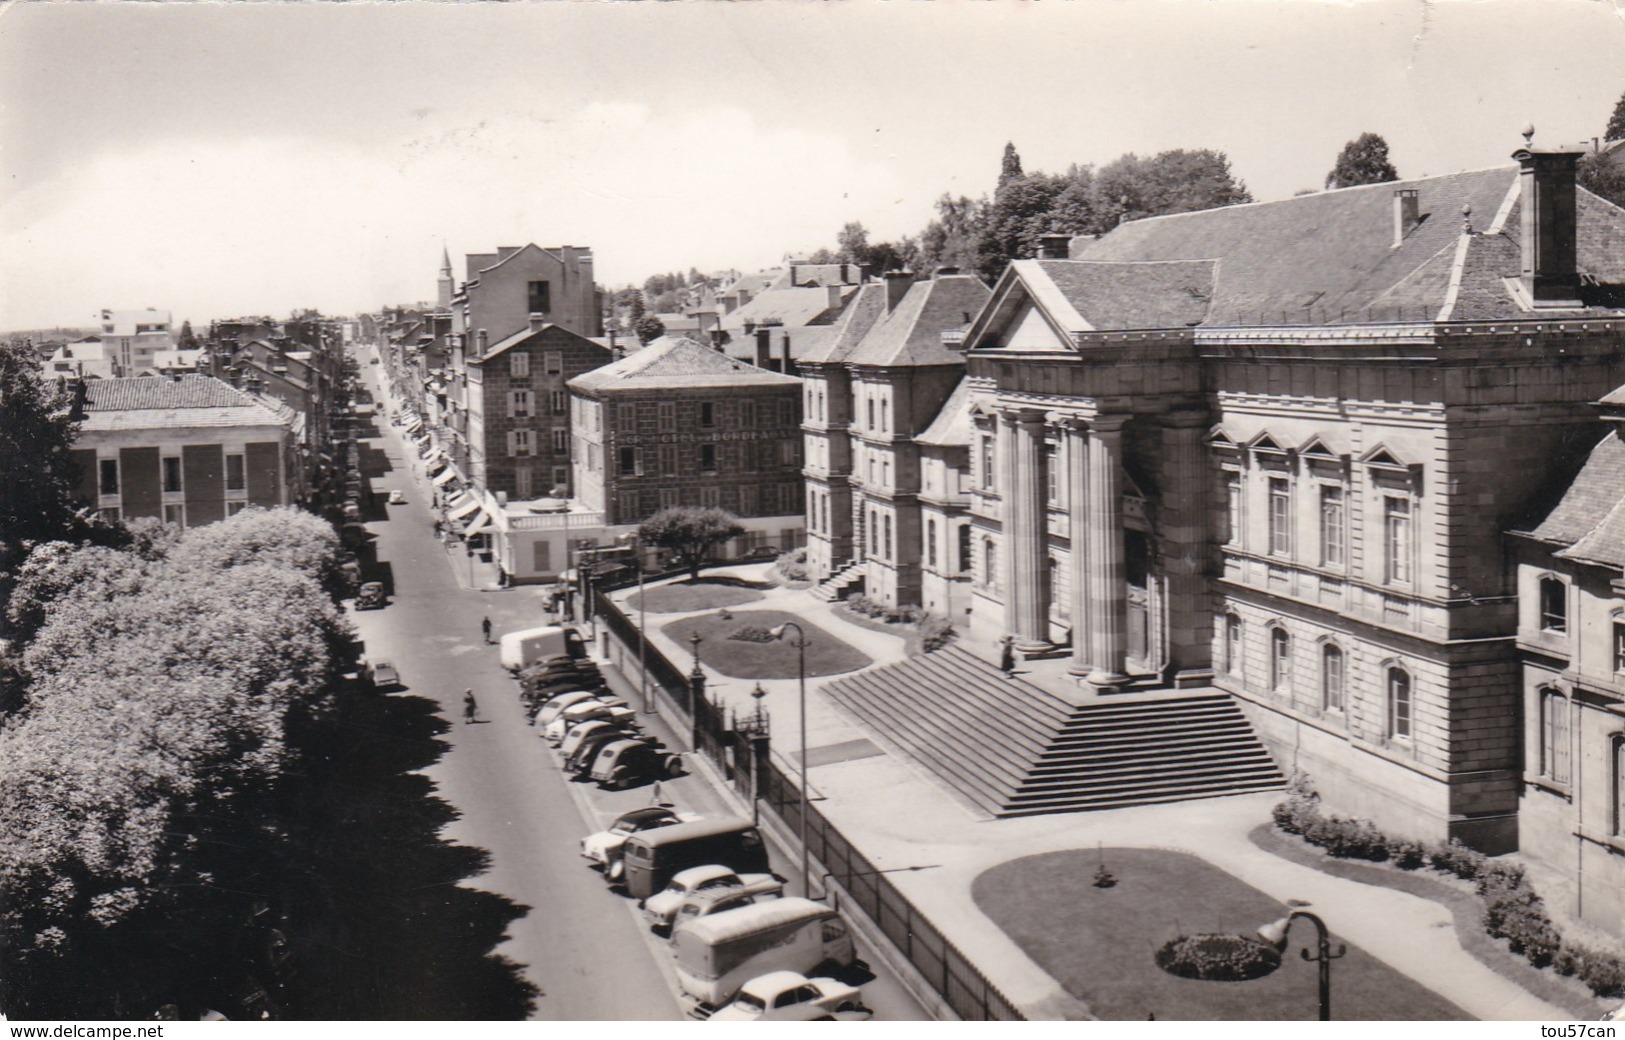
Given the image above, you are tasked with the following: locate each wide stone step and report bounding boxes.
[999,777,1286,816]
[826,681,1027,811]
[820,646,1284,819]
[1016,757,1282,793]
[1029,744,1278,777]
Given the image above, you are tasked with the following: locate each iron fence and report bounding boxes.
[590,588,1024,1022]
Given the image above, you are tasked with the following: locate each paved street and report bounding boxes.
[345,358,927,1020]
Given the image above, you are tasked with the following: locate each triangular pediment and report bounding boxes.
[1299,436,1339,458]
[1359,444,1409,468]
[1247,432,1286,453]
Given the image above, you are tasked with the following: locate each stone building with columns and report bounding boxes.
[948,138,1625,851]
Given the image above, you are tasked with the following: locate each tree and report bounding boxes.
[1092,149,1253,230]
[977,171,1068,281]
[0,342,108,620]
[915,193,985,274]
[631,315,666,345]
[1578,149,1625,209]
[997,141,1025,190]
[625,292,646,323]
[638,507,745,581]
[835,222,870,264]
[176,321,198,349]
[1607,89,1625,143]
[1325,132,1399,190]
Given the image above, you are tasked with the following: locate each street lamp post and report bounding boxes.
[768,621,810,897]
[619,533,651,715]
[1258,909,1346,1021]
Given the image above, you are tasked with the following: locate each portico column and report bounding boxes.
[1086,416,1129,689]
[1004,408,1051,652]
[1161,409,1214,686]
[1065,417,1093,677]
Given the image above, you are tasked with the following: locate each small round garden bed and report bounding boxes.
[626,579,765,614]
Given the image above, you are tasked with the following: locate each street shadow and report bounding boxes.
[355,440,394,480]
[281,690,539,1020]
[359,560,395,595]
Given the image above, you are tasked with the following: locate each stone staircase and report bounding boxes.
[811,560,866,603]
[823,645,1284,818]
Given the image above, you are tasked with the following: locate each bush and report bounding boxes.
[1271,772,1321,835]
[918,614,956,653]
[1155,934,1282,982]
[728,625,776,643]
[1428,838,1487,881]
[1305,815,1390,862]
[773,547,809,583]
[1387,838,1428,871]
[1575,946,1625,998]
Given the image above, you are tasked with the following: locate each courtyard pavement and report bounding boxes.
[611,568,1575,1022]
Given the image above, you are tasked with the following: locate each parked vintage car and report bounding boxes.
[387,490,406,505]
[365,660,401,691]
[666,880,783,935]
[589,738,684,790]
[672,901,858,1011]
[709,971,870,1022]
[580,807,700,874]
[564,727,638,778]
[534,690,603,729]
[642,865,785,930]
[544,699,635,745]
[355,582,387,610]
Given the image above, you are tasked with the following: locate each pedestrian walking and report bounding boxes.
[463,688,479,723]
[999,634,1016,678]
[481,616,493,644]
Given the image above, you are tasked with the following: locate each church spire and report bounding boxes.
[437,243,455,309]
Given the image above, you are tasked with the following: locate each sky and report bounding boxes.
[2,0,1623,332]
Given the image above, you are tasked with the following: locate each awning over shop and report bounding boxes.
[463,511,492,537]
[448,498,481,522]
[432,468,460,488]
[426,457,449,476]
[404,419,423,435]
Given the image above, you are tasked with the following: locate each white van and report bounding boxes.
[671,897,856,1011]
[498,624,588,671]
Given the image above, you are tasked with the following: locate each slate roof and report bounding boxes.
[844,275,991,367]
[795,283,889,365]
[79,375,288,432]
[771,263,865,289]
[568,336,802,392]
[720,285,855,333]
[1523,429,1625,568]
[477,322,605,362]
[1034,259,1214,329]
[1069,164,1625,326]
[916,377,973,447]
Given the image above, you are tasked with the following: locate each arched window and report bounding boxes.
[1224,614,1242,676]
[1539,688,1571,784]
[1321,644,1345,712]
[1539,576,1568,633]
[1269,627,1292,691]
[1387,667,1412,739]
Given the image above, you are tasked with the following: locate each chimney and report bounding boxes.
[826,284,843,311]
[755,327,772,368]
[1037,234,1072,260]
[529,312,546,332]
[884,271,915,313]
[781,331,794,377]
[476,329,488,356]
[1392,189,1421,247]
[1513,132,1585,307]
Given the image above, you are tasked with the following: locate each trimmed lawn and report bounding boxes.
[973,847,1468,1021]
[659,609,871,679]
[628,579,766,614]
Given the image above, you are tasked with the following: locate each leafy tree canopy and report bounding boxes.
[1325,132,1399,190]
[632,315,666,345]
[1607,89,1625,143]
[637,506,745,580]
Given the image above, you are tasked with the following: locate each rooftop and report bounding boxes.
[568,335,802,392]
[1521,425,1625,570]
[79,375,289,432]
[845,274,991,367]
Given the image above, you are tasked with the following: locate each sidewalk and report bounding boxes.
[611,567,1575,1022]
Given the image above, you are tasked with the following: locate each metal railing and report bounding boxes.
[589,587,1024,1022]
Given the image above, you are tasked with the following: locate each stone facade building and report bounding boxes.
[944,139,1625,855]
[466,318,611,500]
[1511,382,1625,937]
[68,375,293,528]
[569,336,805,548]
